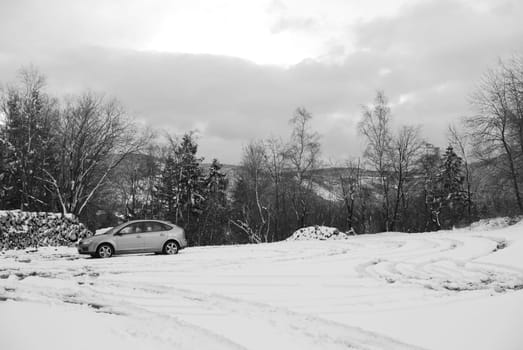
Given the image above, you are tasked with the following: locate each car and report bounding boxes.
[77,220,187,258]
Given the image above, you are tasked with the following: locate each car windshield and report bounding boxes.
[102,223,128,235]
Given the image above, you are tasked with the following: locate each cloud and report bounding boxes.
[343,0,523,133]
[271,16,317,34]
[1,0,522,164]
[266,0,287,14]
[0,0,165,51]
[0,46,370,163]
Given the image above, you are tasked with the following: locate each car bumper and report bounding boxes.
[77,242,95,254]
[178,237,188,249]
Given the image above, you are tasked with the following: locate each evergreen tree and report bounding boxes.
[158,155,177,220]
[440,145,468,228]
[426,146,467,229]
[1,69,59,211]
[173,133,204,229]
[196,159,230,244]
[156,133,205,244]
[440,146,467,202]
[206,159,228,195]
[0,136,15,206]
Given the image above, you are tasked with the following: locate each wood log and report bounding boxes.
[0,210,93,249]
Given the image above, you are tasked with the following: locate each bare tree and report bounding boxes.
[336,159,363,233]
[42,93,148,216]
[110,135,158,220]
[359,91,393,231]
[231,141,271,243]
[468,59,523,212]
[264,137,288,241]
[287,107,320,228]
[502,56,523,157]
[390,125,422,230]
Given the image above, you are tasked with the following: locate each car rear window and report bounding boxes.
[161,223,173,231]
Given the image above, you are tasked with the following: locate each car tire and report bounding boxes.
[96,244,114,258]
[163,240,179,255]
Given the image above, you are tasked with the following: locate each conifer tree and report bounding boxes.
[205,159,228,198]
[156,133,206,243]
[440,146,467,203]
[196,159,229,244]
[1,68,58,211]
[426,145,467,229]
[159,155,177,219]
[173,133,204,228]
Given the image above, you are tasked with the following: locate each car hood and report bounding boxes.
[80,235,108,244]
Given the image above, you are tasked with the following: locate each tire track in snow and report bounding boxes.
[0,263,423,350]
[0,275,248,350]
[355,235,523,292]
[3,230,523,349]
[0,272,423,350]
[83,278,424,350]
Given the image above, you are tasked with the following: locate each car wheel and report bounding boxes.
[96,244,113,258]
[163,241,179,255]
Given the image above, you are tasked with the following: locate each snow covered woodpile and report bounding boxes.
[0,210,92,250]
[287,225,355,241]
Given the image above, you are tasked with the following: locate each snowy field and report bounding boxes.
[1,221,523,350]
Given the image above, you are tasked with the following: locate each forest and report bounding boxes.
[1,56,522,245]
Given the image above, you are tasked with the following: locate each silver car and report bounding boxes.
[77,220,187,258]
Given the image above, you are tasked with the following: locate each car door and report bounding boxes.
[142,221,168,251]
[114,223,145,253]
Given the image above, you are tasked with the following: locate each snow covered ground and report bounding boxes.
[1,220,523,350]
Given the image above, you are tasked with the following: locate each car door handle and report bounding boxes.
[160,233,165,237]
[136,235,141,238]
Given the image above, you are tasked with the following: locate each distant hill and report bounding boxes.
[201,163,239,177]
[121,154,382,202]
[219,165,381,202]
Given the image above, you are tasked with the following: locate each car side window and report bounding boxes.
[142,222,165,233]
[119,223,142,235]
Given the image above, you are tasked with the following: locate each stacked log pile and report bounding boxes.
[0,210,92,250]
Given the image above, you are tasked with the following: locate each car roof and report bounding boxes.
[124,219,174,225]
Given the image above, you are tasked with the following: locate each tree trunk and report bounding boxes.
[391,171,403,232]
[502,139,523,212]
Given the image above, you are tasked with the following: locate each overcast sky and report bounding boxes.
[1,0,522,164]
